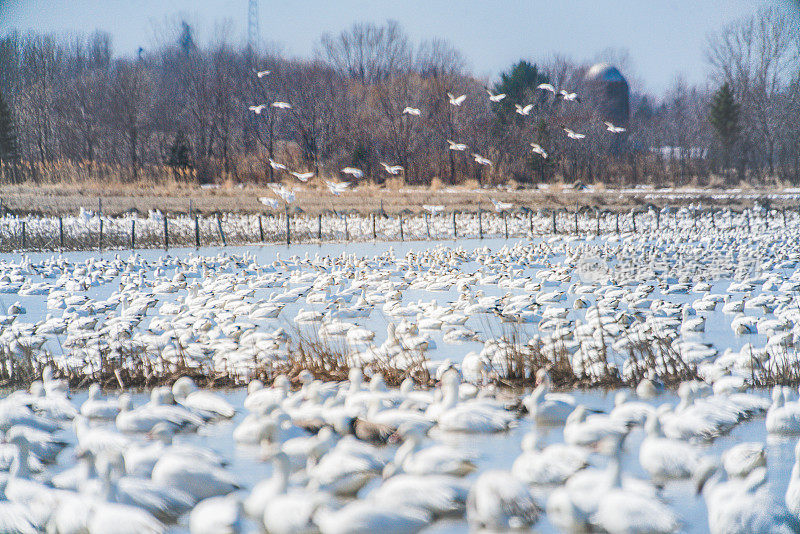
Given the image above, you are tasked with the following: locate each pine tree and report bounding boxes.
[708,82,740,179]
[0,90,19,163]
[167,130,192,174]
[492,60,549,115]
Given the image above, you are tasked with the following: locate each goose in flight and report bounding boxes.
[380,162,404,175]
[268,184,295,204]
[341,167,364,179]
[515,104,533,116]
[248,105,267,114]
[486,89,506,102]
[256,69,271,78]
[530,143,548,158]
[325,180,350,195]
[272,101,292,109]
[491,199,512,212]
[448,93,467,106]
[423,205,444,215]
[537,83,556,94]
[259,197,281,209]
[290,171,315,182]
[564,128,586,140]
[558,90,580,102]
[402,106,421,116]
[447,140,467,151]
[605,121,627,133]
[473,153,492,166]
[269,159,287,171]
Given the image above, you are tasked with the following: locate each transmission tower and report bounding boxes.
[247,0,260,50]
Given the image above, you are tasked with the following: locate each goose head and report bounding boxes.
[172,376,198,400]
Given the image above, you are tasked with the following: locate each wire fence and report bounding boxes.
[0,205,796,252]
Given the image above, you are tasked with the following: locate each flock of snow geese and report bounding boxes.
[3,208,800,532]
[249,71,626,205]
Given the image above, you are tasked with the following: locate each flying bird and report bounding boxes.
[272,101,292,109]
[269,159,287,171]
[402,106,421,116]
[564,128,586,140]
[604,121,627,133]
[325,180,350,195]
[537,83,556,94]
[448,93,467,106]
[515,104,533,116]
[473,153,492,166]
[341,167,364,179]
[268,183,295,204]
[248,105,267,114]
[530,143,548,158]
[290,171,315,182]
[423,204,444,214]
[380,162,404,175]
[447,140,468,151]
[558,90,581,102]
[256,70,271,78]
[491,198,513,212]
[486,89,506,102]
[259,197,281,209]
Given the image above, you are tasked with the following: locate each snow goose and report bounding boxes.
[244,449,290,519]
[368,473,469,518]
[383,423,475,478]
[697,462,799,534]
[512,430,587,485]
[80,384,121,420]
[723,442,766,479]
[314,501,431,534]
[466,470,540,530]
[522,368,575,425]
[563,405,627,447]
[172,377,235,419]
[639,412,705,481]
[427,369,515,433]
[151,453,239,502]
[766,386,800,435]
[190,495,246,534]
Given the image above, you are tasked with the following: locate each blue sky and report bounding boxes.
[2,0,795,93]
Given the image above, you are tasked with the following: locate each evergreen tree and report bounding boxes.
[167,130,192,171]
[492,60,549,115]
[708,82,740,178]
[0,90,19,163]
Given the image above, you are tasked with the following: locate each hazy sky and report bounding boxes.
[2,0,797,93]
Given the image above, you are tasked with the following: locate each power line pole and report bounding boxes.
[247,0,260,50]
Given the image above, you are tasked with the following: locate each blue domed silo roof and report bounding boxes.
[584,63,627,84]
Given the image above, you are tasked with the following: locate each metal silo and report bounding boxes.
[583,63,630,126]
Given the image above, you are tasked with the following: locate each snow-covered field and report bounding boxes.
[3,209,800,533]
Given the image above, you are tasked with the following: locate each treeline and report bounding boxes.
[0,8,798,187]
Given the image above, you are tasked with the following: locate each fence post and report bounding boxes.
[595,209,600,235]
[217,214,227,246]
[285,208,291,246]
[478,209,483,239]
[552,209,557,234]
[399,215,404,241]
[529,210,534,235]
[452,211,457,238]
[58,216,64,249]
[425,213,430,238]
[503,212,509,239]
[131,219,136,249]
[710,209,716,230]
[372,213,377,240]
[783,207,787,227]
[615,212,620,235]
[20,221,25,250]
[98,218,103,250]
[745,209,750,233]
[163,216,169,250]
[194,215,200,248]
[631,211,637,233]
[574,210,579,236]
[317,214,321,240]
[344,214,349,241]
[655,209,660,230]
[259,215,265,242]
